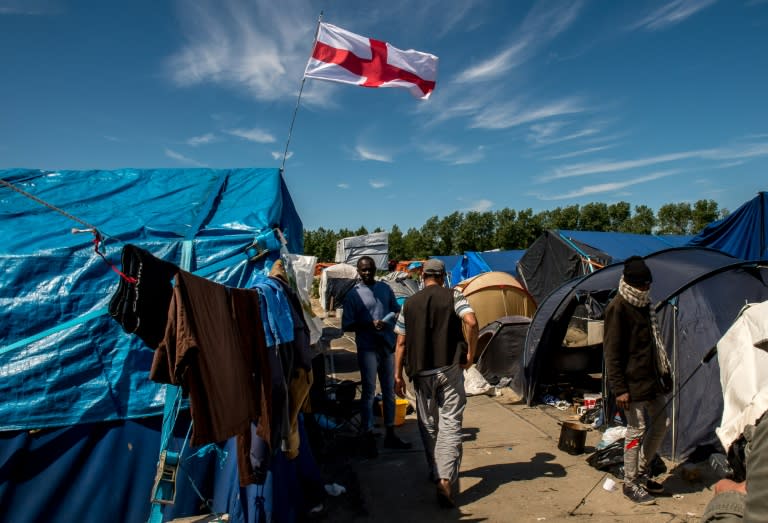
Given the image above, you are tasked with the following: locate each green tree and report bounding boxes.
[388,224,405,261]
[403,227,424,258]
[494,208,518,249]
[625,205,656,234]
[691,199,720,234]
[579,202,611,231]
[455,211,496,252]
[540,205,580,230]
[608,201,631,231]
[437,211,463,255]
[657,202,692,234]
[516,208,543,248]
[354,226,369,236]
[419,216,440,256]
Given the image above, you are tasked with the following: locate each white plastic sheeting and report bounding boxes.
[335,231,389,269]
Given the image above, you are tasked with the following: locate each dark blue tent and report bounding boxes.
[0,168,307,522]
[688,191,768,260]
[523,247,768,461]
[517,230,692,304]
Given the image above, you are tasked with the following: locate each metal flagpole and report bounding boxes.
[280,11,324,174]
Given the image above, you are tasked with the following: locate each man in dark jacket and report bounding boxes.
[604,256,670,505]
[393,258,478,508]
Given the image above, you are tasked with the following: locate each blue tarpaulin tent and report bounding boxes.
[0,168,306,522]
[449,250,525,284]
[688,191,768,260]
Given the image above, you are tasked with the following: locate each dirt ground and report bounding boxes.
[312,305,719,523]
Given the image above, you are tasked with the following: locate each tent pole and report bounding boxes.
[671,300,679,462]
[280,11,323,174]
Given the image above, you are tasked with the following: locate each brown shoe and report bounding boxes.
[436,479,455,508]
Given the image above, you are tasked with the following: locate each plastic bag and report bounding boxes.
[282,252,325,345]
[464,366,494,396]
[597,426,626,449]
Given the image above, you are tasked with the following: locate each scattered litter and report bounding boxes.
[596,426,626,449]
[673,494,685,500]
[324,483,346,496]
[602,477,616,491]
[536,518,546,521]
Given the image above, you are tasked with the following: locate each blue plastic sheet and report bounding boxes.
[688,191,768,260]
[0,168,303,431]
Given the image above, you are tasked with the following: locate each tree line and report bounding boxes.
[303,199,726,262]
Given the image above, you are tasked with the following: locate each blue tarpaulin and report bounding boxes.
[0,167,306,522]
[0,168,302,431]
[688,191,767,260]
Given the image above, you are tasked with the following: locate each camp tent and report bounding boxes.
[476,315,531,400]
[523,246,768,461]
[335,231,389,269]
[688,191,768,260]
[380,271,420,306]
[455,271,537,330]
[517,229,693,304]
[449,249,525,283]
[0,168,307,522]
[318,262,359,312]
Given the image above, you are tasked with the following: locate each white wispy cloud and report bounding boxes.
[454,0,583,83]
[470,97,585,130]
[167,0,315,102]
[538,170,679,200]
[453,146,487,165]
[545,139,768,180]
[271,150,293,160]
[464,199,494,212]
[419,142,486,165]
[528,123,600,146]
[546,145,616,160]
[226,127,276,143]
[187,133,217,146]
[0,2,54,15]
[632,0,717,31]
[337,183,350,189]
[104,135,121,142]
[165,148,207,167]
[369,179,390,189]
[355,145,393,163]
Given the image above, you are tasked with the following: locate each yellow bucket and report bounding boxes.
[377,397,410,426]
[394,398,409,426]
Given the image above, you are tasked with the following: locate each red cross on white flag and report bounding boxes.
[304,22,438,100]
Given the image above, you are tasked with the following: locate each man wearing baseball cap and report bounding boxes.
[393,258,478,508]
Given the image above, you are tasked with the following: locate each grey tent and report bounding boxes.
[524,247,768,461]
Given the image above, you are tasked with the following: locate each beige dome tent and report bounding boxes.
[456,271,537,329]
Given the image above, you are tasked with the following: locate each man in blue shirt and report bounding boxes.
[343,256,411,456]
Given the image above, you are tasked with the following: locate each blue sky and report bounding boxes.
[1,0,767,232]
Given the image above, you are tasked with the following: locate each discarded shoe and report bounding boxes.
[436,479,455,508]
[623,482,655,505]
[383,436,413,450]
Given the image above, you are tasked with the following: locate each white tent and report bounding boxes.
[335,231,389,269]
[319,263,359,312]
